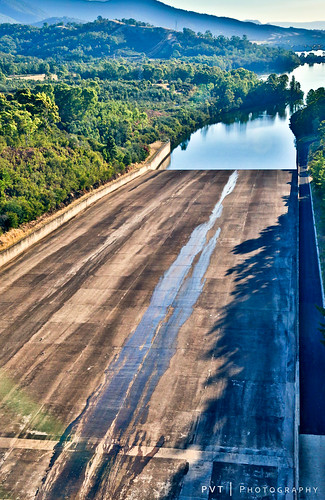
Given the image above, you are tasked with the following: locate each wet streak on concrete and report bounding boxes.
[0,170,298,500]
[177,171,298,500]
[37,172,239,499]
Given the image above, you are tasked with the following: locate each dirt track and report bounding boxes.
[0,169,298,499]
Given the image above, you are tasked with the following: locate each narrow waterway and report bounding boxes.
[290,60,325,96]
[167,62,325,170]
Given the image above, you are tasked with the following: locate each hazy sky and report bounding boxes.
[160,0,324,23]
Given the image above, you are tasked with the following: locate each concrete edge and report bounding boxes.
[0,141,171,269]
[297,155,324,496]
[308,180,325,306]
[295,166,300,497]
[299,435,325,498]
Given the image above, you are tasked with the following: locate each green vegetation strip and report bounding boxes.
[291,87,325,342]
[0,18,304,235]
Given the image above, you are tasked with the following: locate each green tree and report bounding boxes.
[103,135,118,161]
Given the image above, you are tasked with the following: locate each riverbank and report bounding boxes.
[296,134,325,290]
[298,142,325,497]
[297,139,325,292]
[311,184,325,289]
[0,140,170,269]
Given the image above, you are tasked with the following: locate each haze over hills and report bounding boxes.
[0,17,303,73]
[0,13,17,23]
[32,16,85,27]
[0,0,324,49]
[269,21,325,30]
[0,0,44,24]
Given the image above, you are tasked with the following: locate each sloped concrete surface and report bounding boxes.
[0,170,298,499]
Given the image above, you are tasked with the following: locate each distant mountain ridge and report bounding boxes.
[0,17,302,73]
[32,16,85,27]
[0,0,45,24]
[269,21,325,31]
[0,13,17,23]
[0,0,324,49]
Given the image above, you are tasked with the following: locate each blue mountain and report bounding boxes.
[0,0,324,48]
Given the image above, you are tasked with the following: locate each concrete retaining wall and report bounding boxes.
[0,141,170,269]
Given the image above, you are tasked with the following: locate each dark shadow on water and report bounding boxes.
[180,138,190,151]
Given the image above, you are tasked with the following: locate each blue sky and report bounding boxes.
[160,0,324,22]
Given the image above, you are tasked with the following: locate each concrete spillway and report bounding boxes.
[0,169,298,499]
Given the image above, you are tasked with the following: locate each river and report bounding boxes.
[167,61,325,170]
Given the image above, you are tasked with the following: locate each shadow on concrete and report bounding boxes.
[161,172,298,499]
[31,171,298,500]
[298,152,325,435]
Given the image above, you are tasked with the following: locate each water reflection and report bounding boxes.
[168,62,324,171]
[289,62,325,96]
[168,106,296,170]
[180,138,190,151]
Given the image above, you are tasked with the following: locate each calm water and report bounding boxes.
[167,62,325,170]
[290,62,325,96]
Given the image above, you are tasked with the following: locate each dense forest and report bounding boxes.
[290,87,325,139]
[0,63,303,234]
[291,88,325,330]
[0,18,301,74]
[0,17,306,235]
[291,87,325,194]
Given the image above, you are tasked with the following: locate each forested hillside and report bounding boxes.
[0,60,303,234]
[1,0,325,50]
[290,88,325,139]
[0,19,301,74]
[291,88,325,192]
